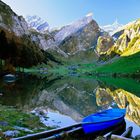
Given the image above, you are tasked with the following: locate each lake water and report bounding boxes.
[0,75,140,137]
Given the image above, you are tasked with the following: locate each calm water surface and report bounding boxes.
[0,75,140,136]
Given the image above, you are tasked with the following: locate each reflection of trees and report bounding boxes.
[96,87,140,126]
[0,76,43,110]
[0,76,63,110]
[0,76,100,121]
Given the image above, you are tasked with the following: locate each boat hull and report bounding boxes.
[82,109,126,134]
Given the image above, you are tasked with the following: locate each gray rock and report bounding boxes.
[0,121,8,126]
[14,126,33,133]
[4,130,20,137]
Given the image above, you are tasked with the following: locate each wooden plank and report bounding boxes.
[111,135,133,140]
[43,127,82,140]
[11,123,82,140]
[104,122,126,140]
[121,127,133,138]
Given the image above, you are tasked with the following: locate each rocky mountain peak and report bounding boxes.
[85,12,93,21]
[48,13,95,46]
[26,15,49,33]
[98,19,140,58]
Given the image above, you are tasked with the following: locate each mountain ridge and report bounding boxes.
[1,0,140,70]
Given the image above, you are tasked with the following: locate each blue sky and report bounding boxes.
[2,0,140,28]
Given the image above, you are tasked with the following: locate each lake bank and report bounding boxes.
[0,75,140,138]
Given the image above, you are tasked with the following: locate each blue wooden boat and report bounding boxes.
[12,108,126,140]
[82,108,126,134]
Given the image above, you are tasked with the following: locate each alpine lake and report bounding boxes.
[0,71,140,138]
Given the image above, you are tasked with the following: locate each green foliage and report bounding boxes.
[0,30,45,69]
[0,105,47,136]
[0,98,56,138]
[67,52,140,76]
[98,51,117,62]
[68,48,98,64]
[42,50,62,65]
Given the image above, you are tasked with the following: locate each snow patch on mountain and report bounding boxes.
[54,12,94,43]
[26,15,49,32]
[101,20,123,36]
[86,12,93,18]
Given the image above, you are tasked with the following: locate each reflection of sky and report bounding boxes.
[46,111,76,127]
[35,109,76,128]
[125,119,140,137]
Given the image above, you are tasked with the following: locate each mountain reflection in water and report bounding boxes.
[0,75,140,136]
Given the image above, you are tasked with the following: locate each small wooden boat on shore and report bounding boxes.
[82,108,126,134]
[12,108,126,140]
[3,74,16,83]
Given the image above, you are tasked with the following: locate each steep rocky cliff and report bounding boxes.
[0,0,29,36]
[59,20,100,55]
[96,35,114,55]
[113,19,140,56]
[97,19,140,58]
[0,0,52,50]
[0,0,62,67]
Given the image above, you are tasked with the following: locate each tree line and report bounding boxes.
[0,30,44,72]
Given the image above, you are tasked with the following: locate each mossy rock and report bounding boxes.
[0,105,54,138]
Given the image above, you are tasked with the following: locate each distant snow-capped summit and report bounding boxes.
[101,19,123,35]
[26,15,49,32]
[54,12,94,43]
[86,12,93,18]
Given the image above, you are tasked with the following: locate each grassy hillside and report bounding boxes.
[93,52,140,75]
[73,51,140,76]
